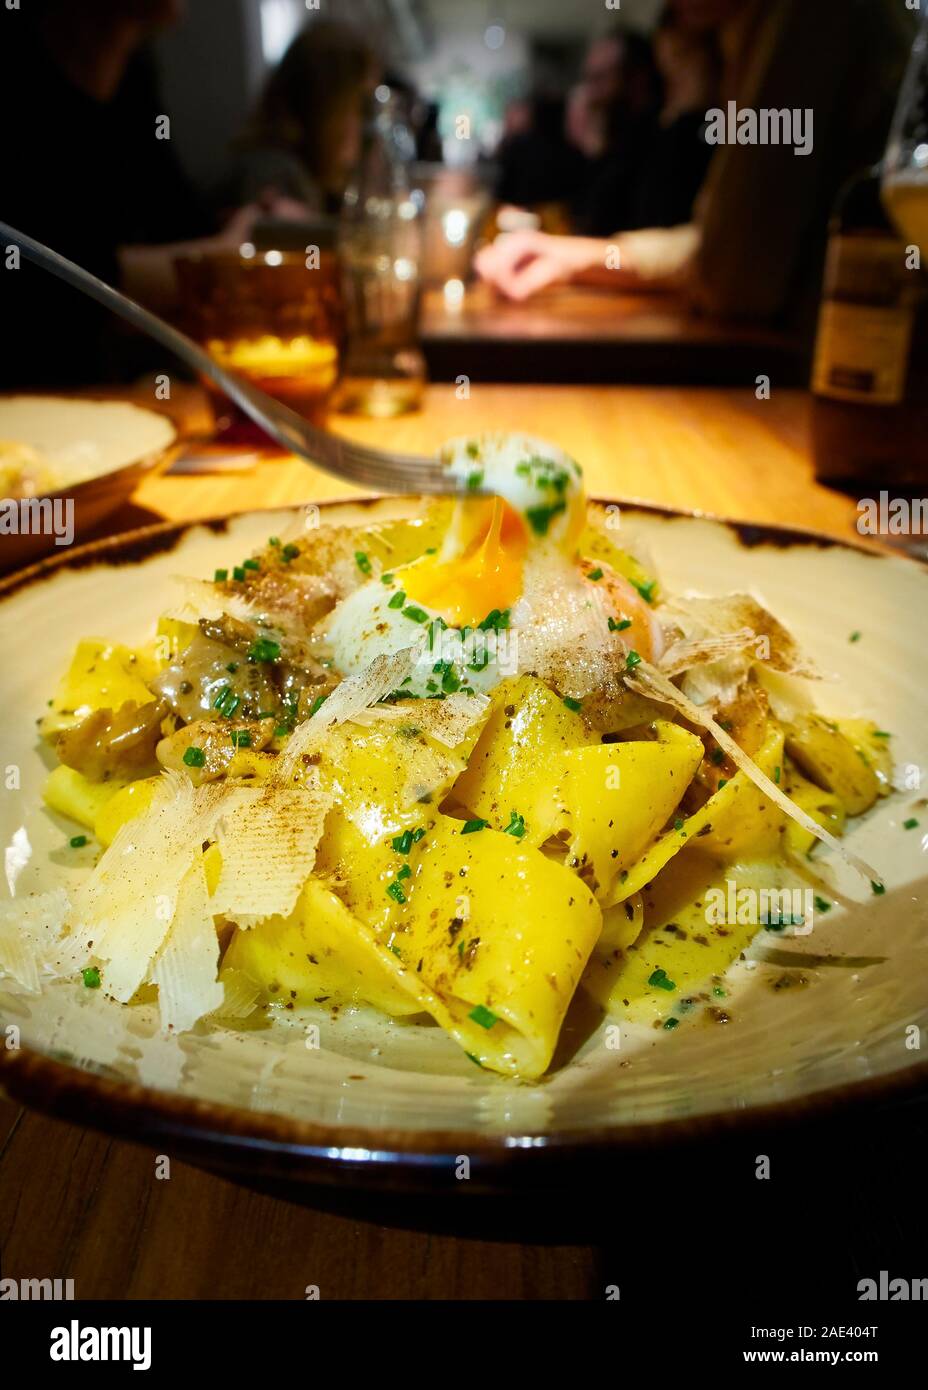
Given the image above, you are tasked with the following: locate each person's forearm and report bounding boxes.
[566,225,700,294]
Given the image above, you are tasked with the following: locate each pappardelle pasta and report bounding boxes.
[24,434,892,1078]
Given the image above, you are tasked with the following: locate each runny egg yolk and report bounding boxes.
[395,495,527,629]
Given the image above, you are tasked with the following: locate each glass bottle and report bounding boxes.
[332,90,426,418]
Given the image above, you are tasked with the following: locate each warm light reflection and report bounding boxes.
[443,277,465,309]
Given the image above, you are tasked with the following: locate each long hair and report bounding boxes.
[240,19,374,189]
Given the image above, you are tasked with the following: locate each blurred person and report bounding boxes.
[495,95,580,211]
[230,19,377,218]
[0,0,259,386]
[625,9,719,229]
[476,0,913,340]
[567,27,663,235]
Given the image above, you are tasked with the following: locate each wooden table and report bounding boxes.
[420,283,803,386]
[1,383,893,1302]
[126,383,858,543]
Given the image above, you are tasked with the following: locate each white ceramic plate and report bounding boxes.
[0,395,177,569]
[1,500,926,1187]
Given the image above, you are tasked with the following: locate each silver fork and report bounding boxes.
[0,220,475,496]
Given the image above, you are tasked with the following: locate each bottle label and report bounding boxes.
[812,232,915,405]
[812,301,914,405]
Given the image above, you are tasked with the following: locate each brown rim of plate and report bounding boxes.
[1,497,926,1178]
[0,391,181,500]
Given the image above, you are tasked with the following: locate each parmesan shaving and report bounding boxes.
[0,888,72,991]
[165,576,256,625]
[278,647,418,777]
[212,966,262,1020]
[0,917,40,992]
[623,659,882,889]
[150,858,223,1032]
[211,781,330,928]
[659,594,817,677]
[659,629,757,677]
[71,772,232,1002]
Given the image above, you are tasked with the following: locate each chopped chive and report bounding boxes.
[388,590,406,609]
[355,551,372,574]
[608,616,632,632]
[849,630,861,643]
[871,880,885,895]
[477,608,510,632]
[247,637,281,663]
[82,966,101,989]
[773,765,781,784]
[587,567,603,581]
[309,693,329,718]
[274,725,291,738]
[213,686,240,718]
[633,579,657,604]
[814,896,832,913]
[392,830,414,854]
[461,818,489,835]
[903,817,919,830]
[663,1017,679,1030]
[468,1003,498,1029]
[182,746,206,768]
[231,730,252,748]
[466,470,484,490]
[717,778,728,789]
[386,880,407,904]
[648,967,676,991]
[712,986,726,997]
[403,605,430,624]
[225,662,238,673]
[282,542,300,563]
[873,730,891,739]
[381,572,395,585]
[243,558,260,571]
[711,748,724,765]
[397,864,411,881]
[625,650,642,670]
[503,810,526,838]
[525,500,566,536]
[69,834,88,849]
[563,696,582,712]
[232,566,246,582]
[674,817,685,832]
[214,568,228,582]
[268,536,280,548]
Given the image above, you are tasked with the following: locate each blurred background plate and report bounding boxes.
[0,395,179,572]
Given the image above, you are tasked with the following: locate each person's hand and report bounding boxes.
[474,231,608,301]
